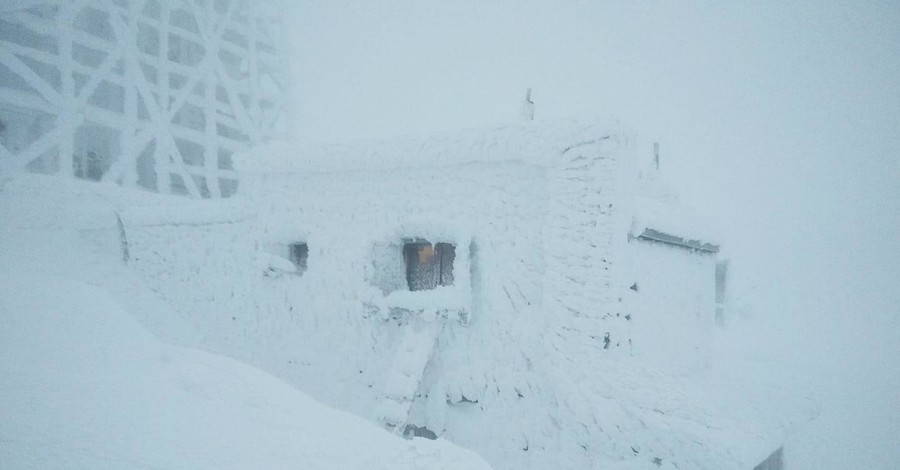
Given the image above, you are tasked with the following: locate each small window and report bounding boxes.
[262,242,308,277]
[403,240,455,291]
[288,242,308,275]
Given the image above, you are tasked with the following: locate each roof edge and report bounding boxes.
[633,228,720,253]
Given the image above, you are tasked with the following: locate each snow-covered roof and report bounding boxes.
[242,118,722,251]
[237,119,632,174]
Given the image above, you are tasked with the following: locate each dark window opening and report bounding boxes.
[403,240,455,291]
[289,243,308,275]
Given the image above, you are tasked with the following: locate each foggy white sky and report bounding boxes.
[283,3,899,467]
[285,0,900,317]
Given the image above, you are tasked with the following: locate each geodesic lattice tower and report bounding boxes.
[0,0,287,197]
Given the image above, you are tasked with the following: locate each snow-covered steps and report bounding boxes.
[376,319,444,434]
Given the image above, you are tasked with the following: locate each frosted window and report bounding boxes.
[289,243,308,275]
[404,241,455,291]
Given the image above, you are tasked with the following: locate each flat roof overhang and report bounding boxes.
[633,228,720,254]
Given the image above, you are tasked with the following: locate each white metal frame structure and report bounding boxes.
[0,0,287,197]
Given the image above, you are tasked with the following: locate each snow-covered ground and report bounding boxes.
[0,176,491,470]
[713,295,900,470]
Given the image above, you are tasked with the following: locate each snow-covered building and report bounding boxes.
[0,96,797,467]
[98,118,790,470]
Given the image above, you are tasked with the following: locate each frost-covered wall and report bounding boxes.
[117,121,648,467]
[0,0,287,197]
[120,201,258,343]
[624,179,721,372]
[235,122,648,469]
[624,237,717,372]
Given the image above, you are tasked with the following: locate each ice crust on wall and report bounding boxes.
[624,236,718,371]
[234,122,641,453]
[4,120,804,469]
[624,167,723,370]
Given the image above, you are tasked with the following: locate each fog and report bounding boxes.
[285,1,900,468]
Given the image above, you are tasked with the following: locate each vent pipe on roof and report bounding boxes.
[521,88,535,121]
[653,142,660,171]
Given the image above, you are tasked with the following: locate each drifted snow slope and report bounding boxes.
[0,177,491,470]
